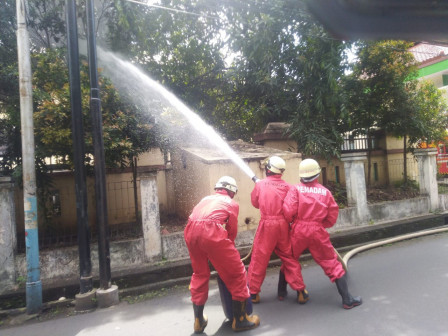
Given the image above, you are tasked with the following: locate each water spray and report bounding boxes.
[97,49,259,182]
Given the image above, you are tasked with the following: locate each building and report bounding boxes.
[409,42,448,100]
[409,42,448,175]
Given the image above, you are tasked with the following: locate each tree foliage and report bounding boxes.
[286,22,348,159]
[222,0,349,158]
[345,40,447,147]
[344,40,448,184]
[1,0,447,180]
[0,0,19,111]
[104,0,232,136]
[408,80,448,145]
[31,48,162,170]
[0,0,166,179]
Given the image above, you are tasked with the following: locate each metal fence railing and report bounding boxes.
[341,135,379,152]
[16,179,142,253]
[386,158,419,185]
[438,179,448,194]
[107,180,140,226]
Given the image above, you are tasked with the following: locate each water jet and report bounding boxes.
[97,49,259,182]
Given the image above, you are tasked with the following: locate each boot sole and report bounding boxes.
[278,291,287,301]
[194,317,208,333]
[232,323,260,332]
[278,288,287,300]
[343,301,362,309]
[297,290,309,304]
[194,324,207,334]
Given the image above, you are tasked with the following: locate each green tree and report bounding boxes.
[0,0,22,177]
[0,0,166,177]
[345,40,448,185]
[104,0,233,137]
[223,0,349,156]
[407,80,448,147]
[287,21,349,159]
[31,48,163,170]
[0,0,20,167]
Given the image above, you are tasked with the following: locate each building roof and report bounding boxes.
[253,122,291,142]
[409,42,448,66]
[181,140,300,164]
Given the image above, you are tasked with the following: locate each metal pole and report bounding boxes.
[86,0,112,289]
[65,0,93,294]
[16,0,42,314]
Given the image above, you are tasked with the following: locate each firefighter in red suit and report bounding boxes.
[283,158,362,309]
[184,176,260,333]
[248,156,309,304]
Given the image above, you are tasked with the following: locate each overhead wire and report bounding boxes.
[125,0,219,19]
[122,0,445,58]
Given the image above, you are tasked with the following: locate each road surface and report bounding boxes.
[1,232,447,336]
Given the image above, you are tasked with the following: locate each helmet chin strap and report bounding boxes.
[216,188,235,198]
[301,173,320,183]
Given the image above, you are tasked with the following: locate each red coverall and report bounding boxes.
[248,175,305,295]
[283,180,345,282]
[184,189,250,305]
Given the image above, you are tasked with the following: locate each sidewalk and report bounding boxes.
[1,212,446,328]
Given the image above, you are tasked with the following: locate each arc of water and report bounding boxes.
[99,50,258,180]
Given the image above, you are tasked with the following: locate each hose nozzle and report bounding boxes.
[252,176,260,183]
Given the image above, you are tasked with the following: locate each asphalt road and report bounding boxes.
[2,232,447,336]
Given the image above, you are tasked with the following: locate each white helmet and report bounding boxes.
[214,176,238,193]
[266,156,286,174]
[299,159,321,178]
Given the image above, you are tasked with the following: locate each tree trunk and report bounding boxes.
[366,129,372,187]
[131,157,140,225]
[403,135,408,186]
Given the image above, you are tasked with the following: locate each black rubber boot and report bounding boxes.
[193,303,208,334]
[335,274,362,309]
[232,300,260,332]
[277,269,288,301]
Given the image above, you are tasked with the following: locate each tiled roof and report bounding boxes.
[409,42,448,65]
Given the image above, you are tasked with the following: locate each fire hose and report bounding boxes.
[341,226,448,270]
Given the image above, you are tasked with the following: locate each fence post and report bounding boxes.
[340,152,370,222]
[414,148,439,211]
[0,177,17,293]
[139,172,162,262]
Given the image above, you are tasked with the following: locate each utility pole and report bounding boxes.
[86,0,119,307]
[16,0,42,314]
[65,0,95,311]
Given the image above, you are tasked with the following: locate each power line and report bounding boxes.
[123,0,445,59]
[125,0,219,20]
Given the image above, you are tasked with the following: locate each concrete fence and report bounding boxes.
[0,148,443,296]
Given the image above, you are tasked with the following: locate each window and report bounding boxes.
[50,190,62,217]
[373,163,378,182]
[321,167,328,185]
